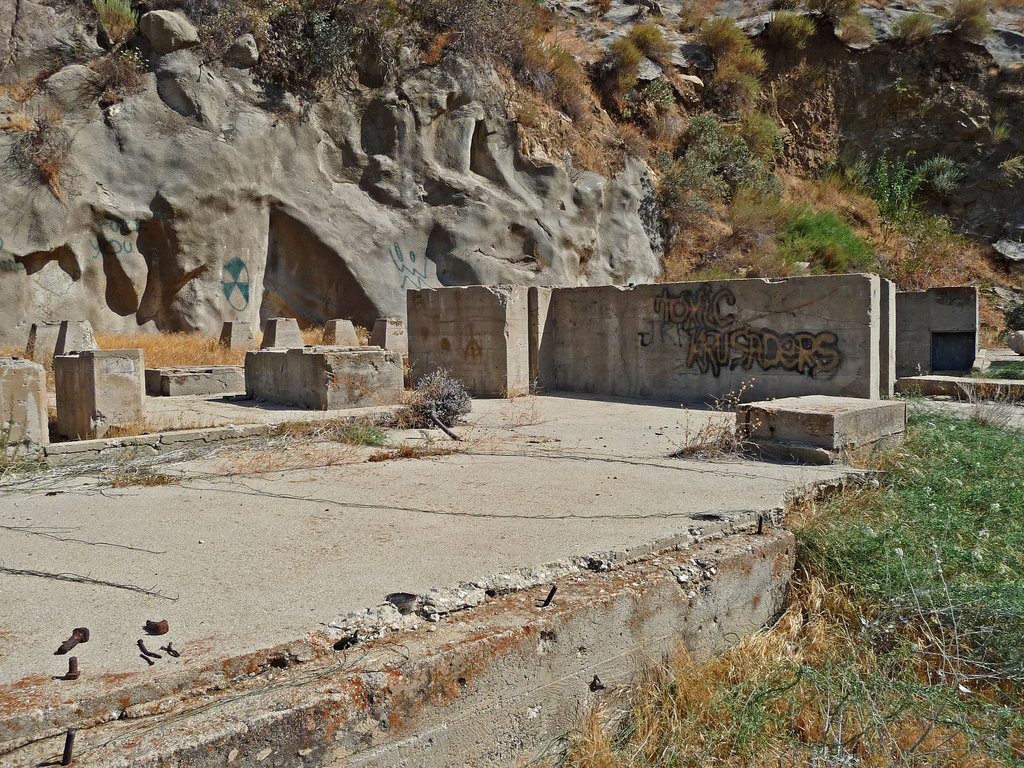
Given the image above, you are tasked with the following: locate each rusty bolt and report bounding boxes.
[139,653,155,666]
[64,656,80,680]
[160,642,181,658]
[55,628,90,656]
[61,728,76,766]
[144,619,169,635]
[137,639,162,659]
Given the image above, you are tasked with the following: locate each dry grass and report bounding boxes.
[0,80,40,103]
[551,570,1009,768]
[670,380,758,459]
[1,112,35,132]
[94,332,250,367]
[367,442,460,462]
[103,464,176,487]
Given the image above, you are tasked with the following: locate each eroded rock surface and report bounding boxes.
[0,27,660,346]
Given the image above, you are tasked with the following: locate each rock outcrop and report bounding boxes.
[0,15,660,346]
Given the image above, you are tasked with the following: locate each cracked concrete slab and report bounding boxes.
[0,394,853,753]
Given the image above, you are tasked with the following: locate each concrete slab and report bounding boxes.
[897,374,1024,401]
[0,395,849,719]
[2,529,801,768]
[737,395,906,464]
[144,366,245,396]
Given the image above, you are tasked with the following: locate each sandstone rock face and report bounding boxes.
[0,36,660,347]
[138,11,200,55]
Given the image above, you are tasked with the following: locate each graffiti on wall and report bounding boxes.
[641,286,841,377]
[221,257,251,311]
[390,242,430,290]
[90,218,140,259]
[0,236,25,274]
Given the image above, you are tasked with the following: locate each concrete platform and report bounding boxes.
[897,375,1024,401]
[144,365,245,396]
[737,395,906,464]
[0,395,855,764]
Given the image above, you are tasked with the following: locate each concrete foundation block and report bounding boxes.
[144,366,246,396]
[219,322,255,349]
[737,395,906,465]
[245,346,403,409]
[538,274,882,402]
[25,323,62,364]
[370,317,408,358]
[54,350,145,439]
[896,287,978,377]
[53,320,98,357]
[0,358,48,455]
[408,286,530,397]
[323,319,360,346]
[260,318,304,349]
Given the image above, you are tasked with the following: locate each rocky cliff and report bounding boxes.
[0,4,661,346]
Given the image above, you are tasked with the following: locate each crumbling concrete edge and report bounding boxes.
[5,528,804,768]
[0,473,864,757]
[36,406,402,467]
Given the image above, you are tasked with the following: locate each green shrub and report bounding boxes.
[767,10,815,50]
[699,18,765,111]
[946,0,992,41]
[658,112,779,234]
[801,0,858,25]
[525,42,591,120]
[890,12,934,45]
[93,0,137,43]
[603,36,643,97]
[698,16,747,58]
[778,209,876,273]
[917,155,963,199]
[869,154,922,221]
[739,111,784,160]
[1006,302,1024,332]
[837,12,873,44]
[628,23,674,62]
[1000,154,1024,184]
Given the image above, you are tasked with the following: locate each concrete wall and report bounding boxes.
[538,274,882,403]
[0,358,48,454]
[54,350,145,439]
[879,279,896,398]
[896,287,978,377]
[408,286,530,396]
[246,346,403,409]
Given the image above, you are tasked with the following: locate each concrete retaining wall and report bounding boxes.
[3,528,798,768]
[896,287,978,377]
[408,286,530,396]
[246,346,403,409]
[539,274,882,402]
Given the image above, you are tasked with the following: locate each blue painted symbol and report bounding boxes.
[390,242,429,290]
[221,257,250,311]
